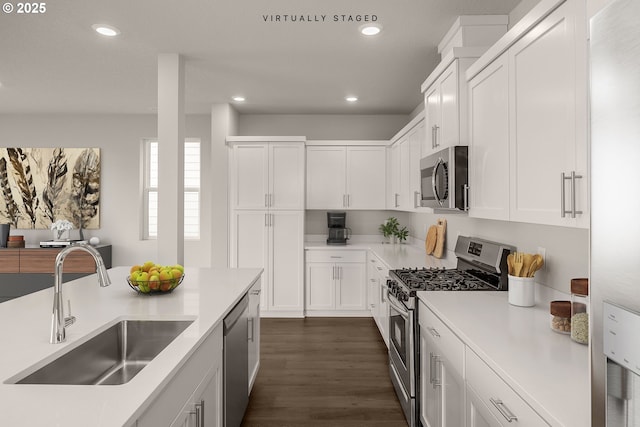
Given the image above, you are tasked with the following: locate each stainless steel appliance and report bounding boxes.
[387,236,513,426]
[419,146,469,211]
[590,1,640,425]
[326,211,350,245]
[224,294,249,427]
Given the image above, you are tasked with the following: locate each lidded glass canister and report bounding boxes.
[570,278,589,344]
[550,301,571,334]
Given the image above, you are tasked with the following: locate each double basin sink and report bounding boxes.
[10,319,193,385]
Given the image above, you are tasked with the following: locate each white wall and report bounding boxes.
[410,212,588,294]
[306,210,411,237]
[238,114,409,140]
[0,113,212,267]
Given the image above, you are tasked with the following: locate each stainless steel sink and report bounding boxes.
[14,319,193,385]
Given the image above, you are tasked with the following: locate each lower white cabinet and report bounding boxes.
[248,279,261,393]
[137,325,223,427]
[230,210,304,317]
[465,349,548,426]
[305,250,367,315]
[419,302,465,427]
[368,253,389,347]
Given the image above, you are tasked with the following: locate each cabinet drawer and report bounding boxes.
[418,302,464,377]
[19,249,98,273]
[0,250,20,273]
[368,253,390,276]
[466,348,550,426]
[305,250,366,263]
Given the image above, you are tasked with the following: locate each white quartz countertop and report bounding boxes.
[305,238,456,270]
[0,266,262,427]
[418,291,589,427]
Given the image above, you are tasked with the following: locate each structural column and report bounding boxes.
[157,53,185,265]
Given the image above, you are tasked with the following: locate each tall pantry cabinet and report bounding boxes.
[227,137,306,317]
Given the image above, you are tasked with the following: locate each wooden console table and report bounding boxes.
[0,245,112,302]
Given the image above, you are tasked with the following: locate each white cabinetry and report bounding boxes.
[388,116,428,212]
[466,0,588,228]
[466,349,548,426]
[367,253,389,347]
[229,139,305,210]
[248,279,261,392]
[306,143,387,210]
[228,137,305,317]
[230,210,304,316]
[418,302,465,427]
[305,250,367,315]
[468,54,510,221]
[422,54,478,158]
[138,325,223,427]
[508,1,587,228]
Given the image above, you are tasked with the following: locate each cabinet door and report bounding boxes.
[346,146,386,209]
[248,280,261,392]
[230,144,269,210]
[270,143,305,210]
[468,54,510,221]
[335,262,366,310]
[199,365,223,427]
[398,138,412,211]
[420,323,441,427]
[270,211,304,311]
[230,211,269,310]
[409,123,426,211]
[438,61,460,149]
[466,384,503,427]
[306,262,335,310]
[424,85,440,156]
[306,146,346,209]
[388,143,401,209]
[509,2,584,227]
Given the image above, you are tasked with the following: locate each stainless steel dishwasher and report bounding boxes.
[224,294,249,427]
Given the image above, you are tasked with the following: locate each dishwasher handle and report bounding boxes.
[224,294,249,332]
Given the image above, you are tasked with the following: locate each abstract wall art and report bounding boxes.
[0,147,100,230]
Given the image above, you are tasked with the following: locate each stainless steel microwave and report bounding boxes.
[420,146,469,211]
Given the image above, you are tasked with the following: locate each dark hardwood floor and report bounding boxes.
[241,317,408,427]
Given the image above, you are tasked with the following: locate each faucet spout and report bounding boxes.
[50,243,111,344]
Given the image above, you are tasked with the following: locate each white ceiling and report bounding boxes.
[0,0,517,115]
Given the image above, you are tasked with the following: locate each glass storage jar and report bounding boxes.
[550,300,571,334]
[570,278,589,344]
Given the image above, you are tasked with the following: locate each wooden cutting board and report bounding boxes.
[425,225,437,255]
[433,218,447,259]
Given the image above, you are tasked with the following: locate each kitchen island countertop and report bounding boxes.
[0,265,262,426]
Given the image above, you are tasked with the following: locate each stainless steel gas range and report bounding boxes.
[387,235,514,427]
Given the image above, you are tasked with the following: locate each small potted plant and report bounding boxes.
[379,217,399,244]
[51,219,73,241]
[395,226,409,243]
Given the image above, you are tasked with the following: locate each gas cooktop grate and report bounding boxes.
[392,268,496,291]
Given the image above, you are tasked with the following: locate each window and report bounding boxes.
[143,139,200,240]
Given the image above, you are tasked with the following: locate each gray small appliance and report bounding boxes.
[326,212,350,245]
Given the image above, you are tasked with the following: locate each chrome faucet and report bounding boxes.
[50,243,111,344]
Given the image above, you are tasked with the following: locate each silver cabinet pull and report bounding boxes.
[195,399,204,427]
[435,125,439,147]
[332,266,336,280]
[265,194,268,208]
[427,326,440,338]
[248,317,254,342]
[561,172,583,218]
[431,126,436,149]
[394,193,399,208]
[251,289,261,295]
[380,284,386,302]
[347,194,351,207]
[414,190,420,209]
[463,184,470,211]
[489,398,517,422]
[330,256,342,259]
[343,194,347,207]
[264,213,268,227]
[429,352,441,388]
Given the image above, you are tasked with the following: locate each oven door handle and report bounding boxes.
[387,294,410,319]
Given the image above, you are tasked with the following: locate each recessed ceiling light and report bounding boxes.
[345,96,358,102]
[92,24,121,37]
[232,96,246,102]
[359,23,382,36]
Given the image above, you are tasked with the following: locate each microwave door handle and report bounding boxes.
[431,158,444,205]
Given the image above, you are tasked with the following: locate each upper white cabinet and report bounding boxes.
[228,138,305,210]
[468,54,510,221]
[306,143,387,210]
[466,0,588,228]
[389,116,428,212]
[508,0,587,228]
[421,52,484,159]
